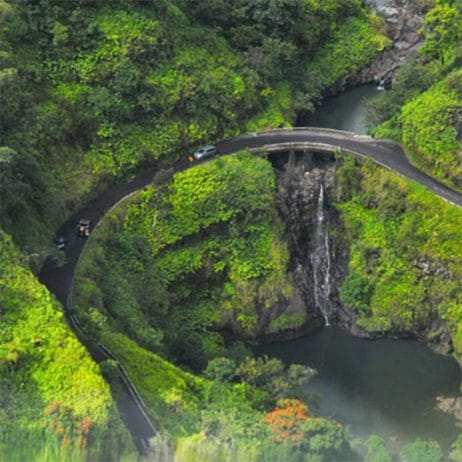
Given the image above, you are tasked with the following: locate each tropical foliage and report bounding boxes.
[74,154,297,370]
[2,0,460,459]
[400,69,462,191]
[0,231,132,460]
[336,156,462,360]
[370,1,462,191]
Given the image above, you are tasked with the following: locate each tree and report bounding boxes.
[264,399,348,455]
[235,355,316,400]
[449,434,462,462]
[204,357,236,382]
[399,438,443,462]
[263,398,310,447]
[0,147,45,231]
[419,3,462,66]
[365,435,392,462]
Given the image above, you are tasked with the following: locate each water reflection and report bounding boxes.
[299,84,380,134]
[256,326,460,450]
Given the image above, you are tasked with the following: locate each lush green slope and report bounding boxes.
[370,2,462,192]
[73,152,462,459]
[375,68,462,192]
[0,1,390,457]
[99,333,351,462]
[336,156,462,360]
[0,0,387,253]
[400,70,462,191]
[4,0,462,459]
[74,153,301,370]
[0,231,132,460]
[362,0,462,355]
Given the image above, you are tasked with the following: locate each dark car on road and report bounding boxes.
[77,219,91,237]
[55,236,66,250]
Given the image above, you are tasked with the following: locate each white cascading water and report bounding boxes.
[311,184,332,326]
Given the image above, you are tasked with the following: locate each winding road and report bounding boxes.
[38,128,462,453]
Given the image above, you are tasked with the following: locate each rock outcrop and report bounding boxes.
[436,395,462,425]
[270,152,456,361]
[275,151,346,328]
[329,0,426,93]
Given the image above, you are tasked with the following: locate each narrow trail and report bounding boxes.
[38,128,462,452]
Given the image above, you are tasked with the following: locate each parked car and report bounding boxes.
[77,219,91,237]
[193,145,217,160]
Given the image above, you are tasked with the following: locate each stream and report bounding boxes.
[258,84,461,451]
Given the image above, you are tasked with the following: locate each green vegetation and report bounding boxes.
[302,15,390,105]
[370,1,462,191]
[0,0,387,253]
[0,231,133,460]
[2,0,461,459]
[74,154,298,370]
[364,435,391,462]
[363,435,448,462]
[399,438,443,462]
[336,156,462,360]
[450,434,462,461]
[105,341,353,461]
[400,70,462,191]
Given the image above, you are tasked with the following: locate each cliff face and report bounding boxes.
[329,0,425,93]
[272,152,347,331]
[270,152,457,360]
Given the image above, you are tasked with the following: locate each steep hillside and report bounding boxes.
[336,157,462,361]
[0,0,387,253]
[2,0,461,460]
[74,153,304,370]
[71,151,462,459]
[400,69,461,191]
[370,2,462,191]
[0,231,133,460]
[72,154,358,461]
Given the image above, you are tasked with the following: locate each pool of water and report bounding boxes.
[299,84,381,134]
[256,327,460,450]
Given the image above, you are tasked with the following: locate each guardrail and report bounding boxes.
[66,188,157,453]
[247,141,391,171]
[242,126,374,139]
[247,142,459,207]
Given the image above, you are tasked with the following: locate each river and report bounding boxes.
[259,84,462,452]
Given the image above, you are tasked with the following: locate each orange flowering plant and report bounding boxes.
[43,401,92,448]
[263,399,309,447]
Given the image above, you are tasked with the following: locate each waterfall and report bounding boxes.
[377,78,385,91]
[311,184,332,326]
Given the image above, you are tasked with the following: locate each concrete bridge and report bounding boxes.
[218,128,461,207]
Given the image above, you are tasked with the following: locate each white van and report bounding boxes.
[193,145,217,160]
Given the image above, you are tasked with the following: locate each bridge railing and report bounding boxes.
[243,126,373,139]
